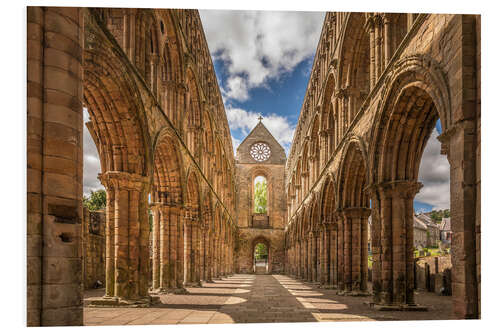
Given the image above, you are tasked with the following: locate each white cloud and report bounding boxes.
[200,10,324,101]
[231,136,241,154]
[225,106,295,153]
[83,108,104,196]
[415,128,450,210]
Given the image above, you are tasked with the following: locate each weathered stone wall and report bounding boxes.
[235,164,287,229]
[27,7,84,326]
[82,208,105,289]
[284,13,480,318]
[234,122,287,274]
[236,228,285,274]
[415,255,452,295]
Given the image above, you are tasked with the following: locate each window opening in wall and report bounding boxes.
[254,176,267,214]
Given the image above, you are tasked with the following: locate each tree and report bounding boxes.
[254,180,267,213]
[429,209,451,223]
[254,243,268,260]
[83,189,106,211]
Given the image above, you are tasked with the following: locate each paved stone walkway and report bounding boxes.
[84,274,454,325]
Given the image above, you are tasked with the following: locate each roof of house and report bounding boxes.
[415,213,439,229]
[413,215,428,230]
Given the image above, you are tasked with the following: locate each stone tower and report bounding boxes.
[234,118,287,274]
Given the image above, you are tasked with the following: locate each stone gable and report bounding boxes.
[236,121,286,164]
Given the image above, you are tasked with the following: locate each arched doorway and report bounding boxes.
[252,237,271,274]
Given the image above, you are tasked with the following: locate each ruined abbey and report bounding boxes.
[27,7,480,326]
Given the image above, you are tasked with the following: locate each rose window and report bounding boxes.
[250,142,271,162]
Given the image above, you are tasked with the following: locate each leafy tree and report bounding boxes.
[429,209,451,223]
[83,189,106,211]
[254,243,268,260]
[254,179,267,213]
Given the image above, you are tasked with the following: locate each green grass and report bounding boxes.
[413,247,448,258]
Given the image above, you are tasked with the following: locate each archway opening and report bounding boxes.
[371,83,452,308]
[254,242,269,274]
[254,176,268,214]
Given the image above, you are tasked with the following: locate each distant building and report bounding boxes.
[413,214,440,248]
[440,217,452,246]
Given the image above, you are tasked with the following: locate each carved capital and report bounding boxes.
[98,171,149,192]
[342,207,372,219]
[375,180,423,200]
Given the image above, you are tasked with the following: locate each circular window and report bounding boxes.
[250,142,271,162]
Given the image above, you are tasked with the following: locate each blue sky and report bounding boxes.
[212,56,313,153]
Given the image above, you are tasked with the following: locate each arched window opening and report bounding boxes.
[254,176,268,214]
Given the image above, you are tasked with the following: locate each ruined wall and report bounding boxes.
[235,161,287,274]
[415,255,452,295]
[285,13,480,318]
[235,164,287,229]
[236,228,285,274]
[234,122,287,273]
[82,208,105,289]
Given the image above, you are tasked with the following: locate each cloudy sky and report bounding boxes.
[82,9,449,212]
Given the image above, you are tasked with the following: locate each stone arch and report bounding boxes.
[151,129,184,205]
[184,68,203,156]
[367,55,452,307]
[84,24,154,302]
[158,11,184,127]
[320,173,337,224]
[183,168,202,285]
[337,136,370,209]
[84,45,151,176]
[336,136,371,293]
[252,235,271,274]
[320,73,337,161]
[370,55,452,184]
[250,166,271,217]
[337,12,370,123]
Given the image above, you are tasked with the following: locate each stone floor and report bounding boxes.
[84,274,454,325]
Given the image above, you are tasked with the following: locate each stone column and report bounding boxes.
[343,207,371,294]
[213,235,220,279]
[183,211,193,286]
[372,181,422,308]
[171,206,184,291]
[329,223,337,287]
[382,14,392,68]
[320,226,327,285]
[360,209,371,292]
[336,212,344,291]
[27,6,84,326]
[201,226,207,281]
[440,120,479,318]
[94,171,152,306]
[367,186,382,303]
[345,208,361,292]
[104,184,116,297]
[312,232,318,282]
[193,223,201,284]
[368,15,376,90]
[374,15,382,80]
[308,232,313,281]
[150,204,160,291]
[158,205,174,291]
[342,211,352,293]
[319,130,328,168]
[205,229,213,282]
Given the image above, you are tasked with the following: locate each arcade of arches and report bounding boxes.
[27,8,480,326]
